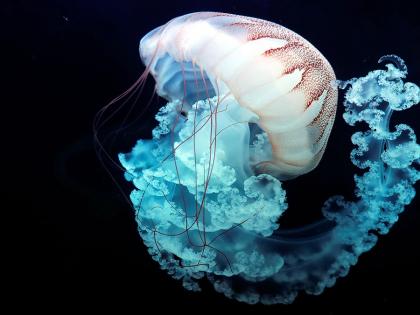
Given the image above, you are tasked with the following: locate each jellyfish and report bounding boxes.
[95,12,420,304]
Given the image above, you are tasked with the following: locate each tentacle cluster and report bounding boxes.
[119,56,419,304]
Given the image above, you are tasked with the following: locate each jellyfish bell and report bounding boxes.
[139,12,338,180]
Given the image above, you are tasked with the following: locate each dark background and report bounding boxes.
[4,0,420,313]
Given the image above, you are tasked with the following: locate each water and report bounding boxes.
[5,0,420,312]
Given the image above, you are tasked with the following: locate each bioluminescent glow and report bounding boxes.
[96,12,420,304]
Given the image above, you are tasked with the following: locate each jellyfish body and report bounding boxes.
[140,12,337,179]
[109,12,420,304]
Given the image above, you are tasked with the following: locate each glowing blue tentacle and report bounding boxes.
[119,55,419,304]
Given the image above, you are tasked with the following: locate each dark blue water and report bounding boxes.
[4,0,419,312]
